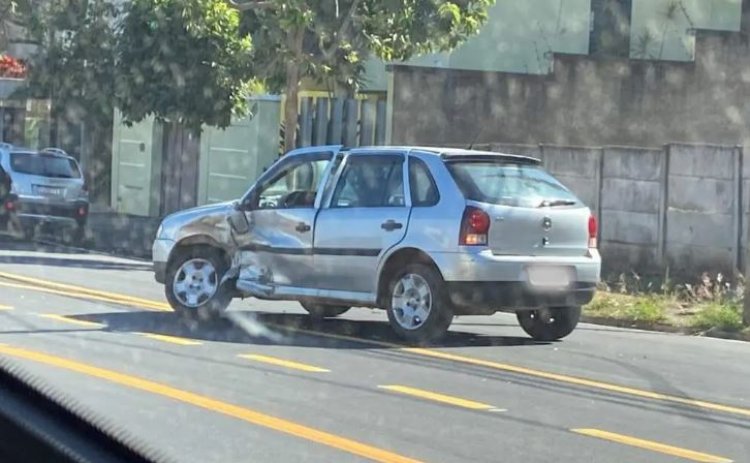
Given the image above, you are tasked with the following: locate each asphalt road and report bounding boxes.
[0,237,749,463]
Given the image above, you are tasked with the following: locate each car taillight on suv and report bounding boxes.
[588,214,598,248]
[459,206,490,245]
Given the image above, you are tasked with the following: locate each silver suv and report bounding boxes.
[0,144,89,240]
[153,146,600,342]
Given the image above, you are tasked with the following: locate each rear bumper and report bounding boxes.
[447,281,596,314]
[16,199,88,226]
[430,249,601,283]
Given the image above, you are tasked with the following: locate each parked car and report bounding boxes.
[0,144,89,242]
[152,146,601,342]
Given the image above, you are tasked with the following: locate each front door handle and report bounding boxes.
[381,220,403,231]
[295,222,311,233]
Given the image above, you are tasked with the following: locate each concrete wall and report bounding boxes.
[467,142,744,276]
[389,28,750,149]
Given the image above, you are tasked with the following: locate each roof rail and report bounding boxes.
[40,147,69,157]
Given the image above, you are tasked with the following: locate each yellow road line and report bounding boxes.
[0,304,13,310]
[239,354,330,372]
[572,428,733,463]
[401,348,750,418]
[39,314,105,328]
[5,270,750,420]
[0,344,422,463]
[379,385,496,410]
[0,280,168,311]
[137,333,202,346]
[0,271,171,311]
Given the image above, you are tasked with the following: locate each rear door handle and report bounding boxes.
[295,222,311,233]
[381,220,403,231]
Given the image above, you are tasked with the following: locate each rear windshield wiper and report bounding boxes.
[538,199,577,207]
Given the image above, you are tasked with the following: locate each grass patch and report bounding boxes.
[585,271,750,336]
[584,293,669,324]
[625,296,667,323]
[691,302,744,332]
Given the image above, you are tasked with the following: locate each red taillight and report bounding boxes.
[77,206,87,217]
[588,215,598,248]
[460,206,490,246]
[3,200,14,212]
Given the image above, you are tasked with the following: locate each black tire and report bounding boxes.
[165,246,232,322]
[22,224,35,241]
[516,306,581,341]
[72,222,86,245]
[385,263,453,344]
[300,302,350,319]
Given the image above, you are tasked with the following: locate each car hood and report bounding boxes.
[158,201,236,240]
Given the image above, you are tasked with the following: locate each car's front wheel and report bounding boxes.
[386,263,453,344]
[516,306,581,341]
[300,302,350,319]
[165,246,232,322]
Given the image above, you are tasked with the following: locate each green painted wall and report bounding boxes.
[362,0,743,91]
[362,0,593,91]
[630,0,741,61]
[198,96,281,205]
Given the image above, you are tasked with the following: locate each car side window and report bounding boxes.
[409,158,439,207]
[256,155,331,209]
[331,155,405,208]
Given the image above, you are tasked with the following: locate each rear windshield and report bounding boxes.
[446,161,579,208]
[10,153,82,179]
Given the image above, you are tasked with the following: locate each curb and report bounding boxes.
[581,315,750,342]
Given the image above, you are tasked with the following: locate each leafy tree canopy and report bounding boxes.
[116,0,254,130]
[236,0,493,148]
[23,0,118,123]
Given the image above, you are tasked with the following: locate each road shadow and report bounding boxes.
[72,310,547,349]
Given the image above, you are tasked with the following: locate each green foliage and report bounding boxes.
[240,0,493,94]
[692,302,744,332]
[116,0,254,130]
[624,296,667,324]
[23,0,118,122]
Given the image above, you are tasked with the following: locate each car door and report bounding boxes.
[231,149,338,292]
[313,152,410,296]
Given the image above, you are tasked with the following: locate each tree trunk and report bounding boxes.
[283,28,304,153]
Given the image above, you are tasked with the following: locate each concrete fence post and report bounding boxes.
[742,145,750,326]
[595,147,604,240]
[657,144,670,268]
[745,198,750,325]
[733,146,742,272]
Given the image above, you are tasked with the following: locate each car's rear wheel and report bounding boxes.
[300,302,350,319]
[165,246,232,322]
[516,306,581,341]
[386,263,453,344]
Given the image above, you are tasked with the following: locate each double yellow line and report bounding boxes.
[2,269,750,421]
[0,271,170,311]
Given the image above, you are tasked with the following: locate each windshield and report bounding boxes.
[2,1,749,463]
[447,161,580,207]
[10,153,81,179]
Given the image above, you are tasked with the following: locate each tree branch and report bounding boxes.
[320,0,362,60]
[226,0,274,11]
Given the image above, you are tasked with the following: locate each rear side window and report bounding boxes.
[409,158,439,207]
[10,153,82,179]
[331,155,404,208]
[446,161,579,208]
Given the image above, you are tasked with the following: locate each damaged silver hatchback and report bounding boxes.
[152,145,601,342]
